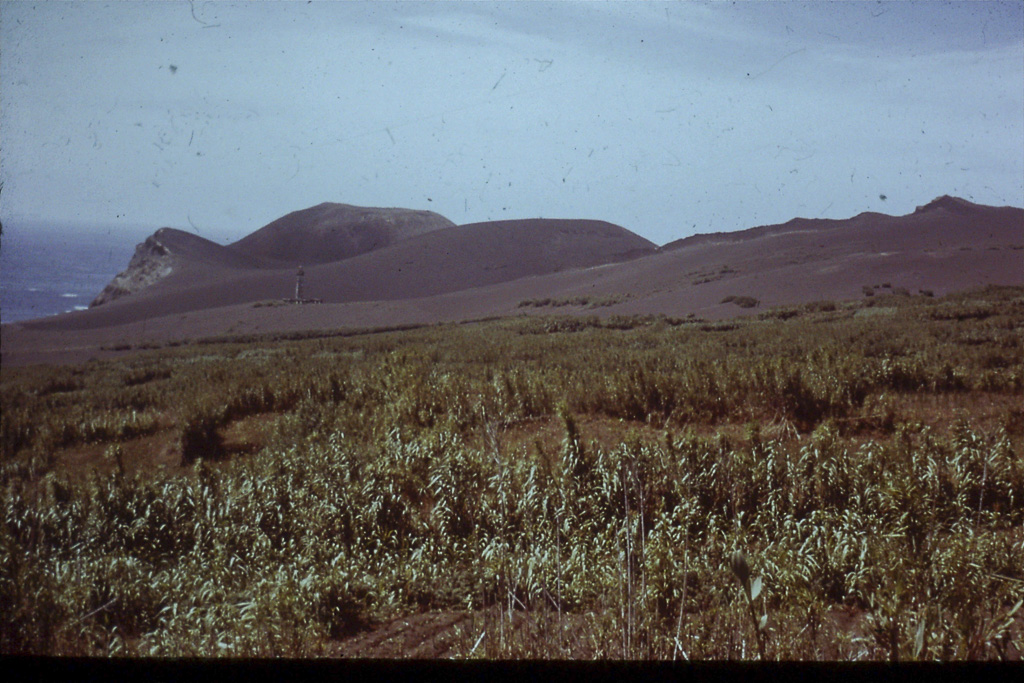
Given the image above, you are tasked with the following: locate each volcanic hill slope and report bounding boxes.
[2,195,1022,365]
[530,194,1024,318]
[51,210,657,332]
[90,203,457,307]
[228,202,457,265]
[89,227,282,307]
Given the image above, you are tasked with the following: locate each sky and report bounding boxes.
[1,0,1022,246]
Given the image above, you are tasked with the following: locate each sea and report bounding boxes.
[0,224,152,324]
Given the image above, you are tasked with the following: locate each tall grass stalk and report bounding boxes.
[2,287,1022,659]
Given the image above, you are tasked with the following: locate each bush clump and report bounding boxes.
[179,407,226,464]
[721,295,760,308]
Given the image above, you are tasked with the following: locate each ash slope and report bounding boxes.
[89,203,455,307]
[4,195,1021,365]
[90,228,282,307]
[485,195,1024,319]
[35,214,657,331]
[228,202,456,265]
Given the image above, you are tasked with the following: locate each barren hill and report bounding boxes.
[4,195,1022,365]
[90,203,458,308]
[40,214,657,331]
[90,227,282,306]
[506,194,1024,318]
[299,217,656,302]
[659,195,1011,252]
[228,203,456,265]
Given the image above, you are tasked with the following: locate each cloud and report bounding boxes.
[1,1,1020,246]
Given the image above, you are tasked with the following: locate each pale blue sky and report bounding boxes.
[1,0,1022,245]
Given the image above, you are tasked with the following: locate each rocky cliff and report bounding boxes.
[90,204,457,307]
[90,232,176,307]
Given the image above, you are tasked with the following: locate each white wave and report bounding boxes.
[61,293,79,298]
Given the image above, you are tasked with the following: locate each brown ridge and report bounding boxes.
[3,196,1021,366]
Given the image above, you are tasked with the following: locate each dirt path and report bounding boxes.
[328,611,474,658]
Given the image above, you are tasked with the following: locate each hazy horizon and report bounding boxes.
[3,192,1022,252]
[2,0,1022,245]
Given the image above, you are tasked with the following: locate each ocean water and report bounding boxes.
[0,226,150,324]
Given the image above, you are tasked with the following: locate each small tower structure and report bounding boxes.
[283,265,322,304]
[295,265,305,301]
[282,266,321,305]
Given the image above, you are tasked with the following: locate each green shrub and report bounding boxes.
[721,295,759,308]
[179,407,226,465]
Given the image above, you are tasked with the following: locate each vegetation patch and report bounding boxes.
[2,286,1022,659]
[518,294,631,309]
[691,265,737,286]
[721,295,760,309]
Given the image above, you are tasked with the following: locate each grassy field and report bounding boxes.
[2,286,1023,659]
